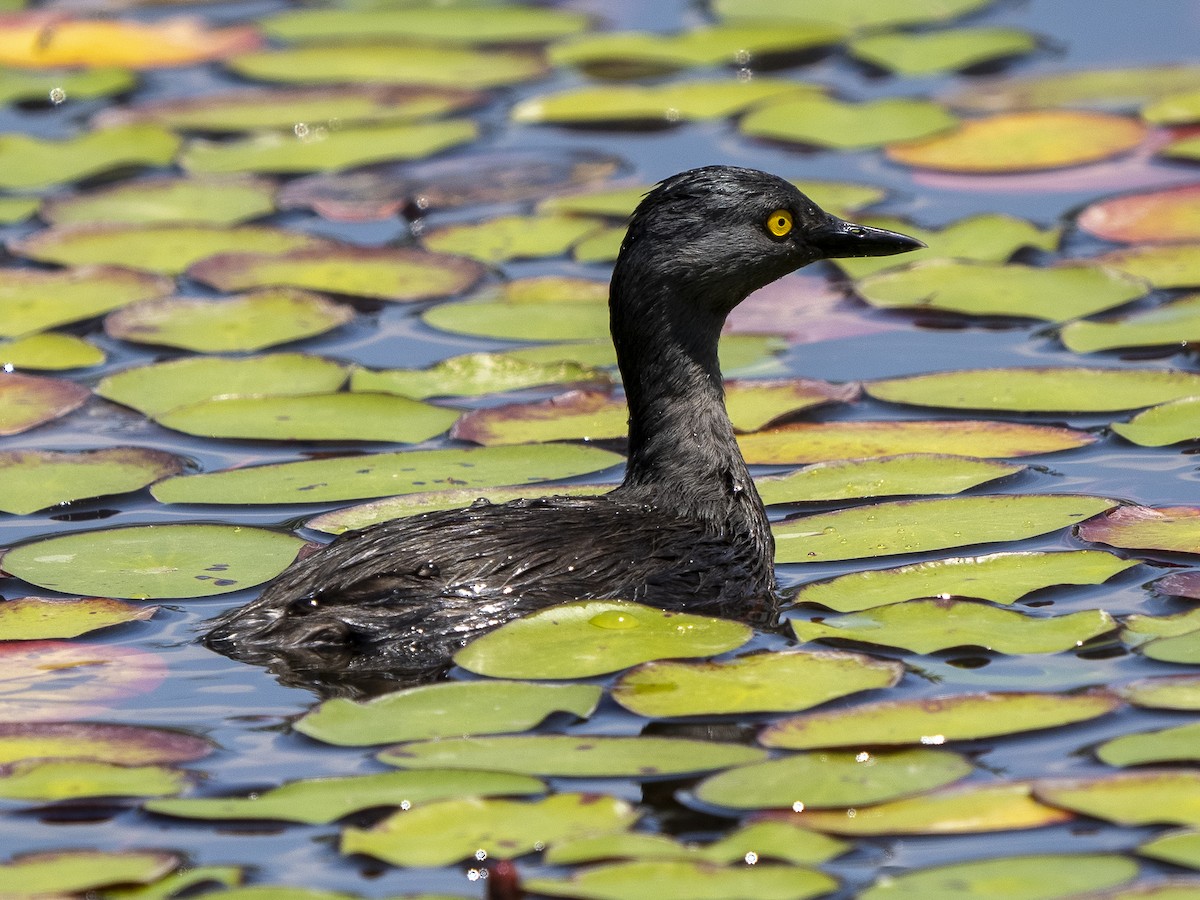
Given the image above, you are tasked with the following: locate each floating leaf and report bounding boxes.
[1142,631,1200,664]
[41,176,276,226]
[341,793,638,867]
[424,298,609,342]
[351,353,606,400]
[1061,294,1200,353]
[423,214,603,263]
[1155,571,1200,600]
[740,420,1095,464]
[182,120,479,175]
[868,367,1200,413]
[713,0,992,31]
[0,196,37,223]
[0,67,135,104]
[1079,505,1200,555]
[146,769,544,825]
[506,334,786,376]
[151,444,622,505]
[1160,134,1200,163]
[1036,771,1200,827]
[791,550,1137,613]
[229,43,548,89]
[1144,88,1200,125]
[1097,243,1200,288]
[693,748,972,811]
[1097,721,1200,767]
[189,245,484,302]
[0,759,187,801]
[0,597,155,640]
[946,65,1200,113]
[262,6,589,45]
[761,690,1121,750]
[455,600,752,680]
[0,446,181,515]
[380,735,767,778]
[774,494,1115,564]
[0,722,213,766]
[858,853,1136,899]
[611,649,901,718]
[741,95,958,150]
[0,124,178,190]
[1077,184,1200,244]
[2,524,305,599]
[887,111,1147,172]
[88,866,241,900]
[0,333,104,370]
[848,27,1038,76]
[296,680,602,746]
[105,289,353,353]
[0,849,179,898]
[1112,397,1200,447]
[1140,830,1200,869]
[1121,675,1200,710]
[0,266,172,338]
[11,223,327,275]
[0,372,89,435]
[854,261,1146,321]
[527,860,837,900]
[792,598,1116,654]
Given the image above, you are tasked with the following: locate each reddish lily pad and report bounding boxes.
[0,759,188,800]
[741,94,958,150]
[945,64,1200,112]
[0,266,172,338]
[1036,771,1200,827]
[1097,243,1200,288]
[1061,293,1200,353]
[0,373,89,435]
[262,6,589,45]
[1079,505,1200,555]
[0,447,184,514]
[41,176,276,226]
[0,597,155,640]
[0,721,213,766]
[858,853,1136,899]
[1077,184,1200,244]
[713,0,992,31]
[422,213,604,263]
[848,27,1039,76]
[0,333,104,370]
[1154,572,1200,600]
[0,849,179,897]
[527,860,837,900]
[887,110,1148,173]
[350,353,607,400]
[1112,397,1200,447]
[0,124,178,190]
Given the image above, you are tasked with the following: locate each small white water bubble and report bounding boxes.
[49,86,66,105]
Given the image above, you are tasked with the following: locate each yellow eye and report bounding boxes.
[766,209,793,238]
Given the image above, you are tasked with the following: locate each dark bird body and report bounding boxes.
[206,166,922,692]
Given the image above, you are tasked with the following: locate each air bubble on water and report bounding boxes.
[49,87,66,105]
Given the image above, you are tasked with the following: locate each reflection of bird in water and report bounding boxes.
[206,166,923,693]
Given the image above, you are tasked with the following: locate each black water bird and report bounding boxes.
[205,166,923,692]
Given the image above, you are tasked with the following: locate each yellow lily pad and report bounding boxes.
[262,5,589,45]
[1098,243,1200,288]
[527,860,837,900]
[422,213,604,263]
[1036,771,1200,827]
[350,352,607,400]
[0,265,171,338]
[41,175,276,226]
[946,64,1200,112]
[0,373,89,435]
[0,597,155,640]
[0,333,104,370]
[859,853,1136,899]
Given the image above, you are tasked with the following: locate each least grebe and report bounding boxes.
[206,166,923,691]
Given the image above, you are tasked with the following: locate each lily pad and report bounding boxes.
[712,0,992,31]
[1121,675,1200,710]
[740,420,1096,464]
[1112,397,1200,447]
[0,197,37,223]
[145,769,545,824]
[760,690,1121,749]
[189,245,484,302]
[41,176,276,226]
[741,95,958,150]
[1097,243,1200,288]
[1142,632,1200,664]
[0,759,187,800]
[0,849,179,897]
[868,367,1200,413]
[526,860,837,900]
[774,494,1116,564]
[1061,294,1200,353]
[849,27,1039,76]
[0,333,105,370]
[791,550,1137,613]
[423,298,609,342]
[0,596,155,640]
[507,334,786,376]
[1077,184,1200,244]
[946,64,1200,112]
[887,111,1147,172]
[1144,88,1200,125]
[422,214,604,263]
[693,748,972,811]
[1097,721,1200,767]
[1,524,305,599]
[295,680,602,746]
[612,649,900,718]
[1079,505,1200,555]
[380,735,767,779]
[854,261,1147,322]
[0,67,135,105]
[182,120,479,175]
[1036,771,1200,827]
[0,124,178,190]
[350,353,607,400]
[0,265,172,338]
[1154,571,1200,600]
[262,6,589,45]
[85,866,242,900]
[11,223,327,276]
[454,600,752,679]
[0,372,89,435]
[858,853,1136,899]
[1160,134,1200,162]
[792,598,1116,654]
[105,289,353,353]
[151,444,622,505]
[0,722,213,766]
[1140,829,1200,869]
[341,793,638,867]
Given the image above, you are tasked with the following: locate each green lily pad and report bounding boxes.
[41,176,275,226]
[105,289,353,353]
[1161,133,1200,162]
[1097,721,1200,767]
[189,245,484,302]
[0,849,180,897]
[295,680,602,746]
[1144,88,1200,124]
[1142,631,1200,664]
[741,95,958,150]
[263,6,589,45]
[0,196,37,224]
[1120,675,1200,710]
[740,420,1096,464]
[99,352,346,418]
[792,598,1116,654]
[791,550,1137,613]
[868,367,1200,413]
[760,690,1121,750]
[454,600,752,679]
[0,67,135,105]
[887,110,1148,172]
[512,78,814,125]
[424,298,610,342]
[713,0,991,30]
[794,782,1071,836]
[11,223,327,276]
[611,649,902,718]
[229,43,548,89]
[1079,505,1200,555]
[0,759,187,801]
[1112,397,1200,446]
[341,793,638,867]
[1140,829,1200,869]
[693,748,972,811]
[0,722,213,766]
[1122,608,1200,649]
[422,213,604,263]
[1,524,305,600]
[0,333,104,370]
[0,373,89,435]
[0,597,156,640]
[527,860,837,900]
[858,853,1136,899]
[0,265,172,338]
[146,768,544,824]
[1077,184,1200,244]
[1061,293,1200,353]
[946,65,1200,113]
[0,124,178,190]
[774,494,1116,564]
[156,393,459,443]
[182,120,479,175]
[854,261,1147,321]
[1097,243,1200,289]
[380,734,767,779]
[97,866,243,900]
[1036,771,1200,827]
[849,27,1038,76]
[351,353,607,400]
[151,444,622,505]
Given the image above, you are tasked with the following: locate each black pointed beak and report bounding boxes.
[808,216,926,260]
